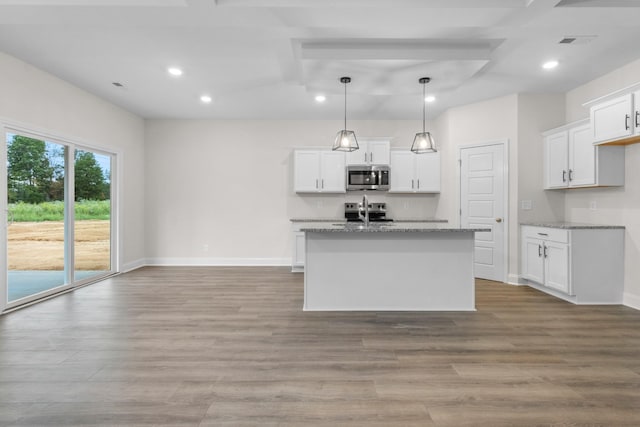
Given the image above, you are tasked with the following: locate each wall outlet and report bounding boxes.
[521,200,532,210]
[589,201,597,210]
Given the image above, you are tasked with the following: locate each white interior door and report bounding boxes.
[460,142,506,282]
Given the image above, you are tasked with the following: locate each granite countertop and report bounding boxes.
[290,218,448,223]
[300,223,489,233]
[521,222,625,230]
[290,218,346,223]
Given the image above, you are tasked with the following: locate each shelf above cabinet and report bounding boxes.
[594,134,640,146]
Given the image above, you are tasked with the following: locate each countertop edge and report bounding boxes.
[291,218,449,223]
[520,222,625,230]
[300,227,489,233]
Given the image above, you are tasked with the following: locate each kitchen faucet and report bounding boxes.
[358,193,369,226]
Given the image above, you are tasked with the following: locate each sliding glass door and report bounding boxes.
[74,148,112,284]
[2,129,116,310]
[6,134,67,303]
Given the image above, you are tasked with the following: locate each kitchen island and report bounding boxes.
[299,222,489,311]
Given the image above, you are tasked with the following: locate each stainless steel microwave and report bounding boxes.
[346,165,390,191]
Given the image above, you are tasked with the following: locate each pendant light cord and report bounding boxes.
[422,81,426,133]
[344,80,348,130]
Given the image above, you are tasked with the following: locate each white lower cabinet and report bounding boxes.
[521,225,624,304]
[523,229,571,295]
[291,223,305,272]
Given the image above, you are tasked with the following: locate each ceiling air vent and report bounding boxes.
[558,35,597,45]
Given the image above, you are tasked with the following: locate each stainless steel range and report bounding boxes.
[344,202,392,222]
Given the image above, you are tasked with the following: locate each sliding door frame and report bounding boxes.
[1,119,120,312]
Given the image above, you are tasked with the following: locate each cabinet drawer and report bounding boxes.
[522,226,569,243]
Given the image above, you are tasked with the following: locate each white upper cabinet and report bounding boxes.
[414,151,441,192]
[346,138,390,166]
[590,93,634,143]
[294,150,322,192]
[389,150,440,193]
[543,120,624,189]
[293,149,345,193]
[587,83,640,146]
[567,124,596,187]
[544,130,569,189]
[389,151,414,192]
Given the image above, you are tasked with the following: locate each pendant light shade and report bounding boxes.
[411,77,437,154]
[332,77,359,152]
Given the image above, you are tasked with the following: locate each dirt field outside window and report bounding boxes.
[8,220,110,270]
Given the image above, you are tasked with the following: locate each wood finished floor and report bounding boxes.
[1,266,640,426]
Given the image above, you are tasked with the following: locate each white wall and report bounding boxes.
[144,119,441,264]
[517,93,567,225]
[565,58,640,308]
[0,52,146,271]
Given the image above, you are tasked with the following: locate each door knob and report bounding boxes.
[495,218,503,223]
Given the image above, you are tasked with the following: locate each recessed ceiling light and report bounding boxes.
[168,67,183,76]
[200,95,212,104]
[542,60,559,70]
[425,95,436,103]
[315,94,326,103]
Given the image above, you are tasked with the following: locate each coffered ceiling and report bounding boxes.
[0,0,639,119]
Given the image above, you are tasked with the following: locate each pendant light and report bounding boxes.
[411,77,437,154]
[332,76,359,152]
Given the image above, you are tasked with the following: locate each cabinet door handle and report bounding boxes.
[370,153,373,163]
[625,114,630,130]
[315,179,319,189]
[568,169,573,181]
[636,111,639,128]
[537,232,548,236]
[321,179,324,189]
[411,179,414,189]
[543,245,548,258]
[417,179,420,189]
[562,170,567,183]
[538,244,542,257]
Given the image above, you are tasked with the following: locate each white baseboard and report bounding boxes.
[145,257,290,267]
[507,273,526,286]
[121,258,146,273]
[623,292,640,311]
